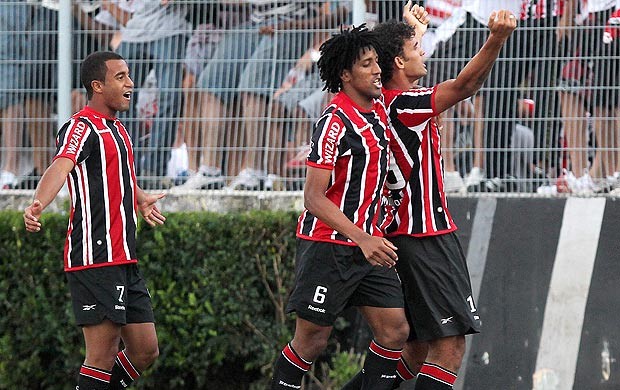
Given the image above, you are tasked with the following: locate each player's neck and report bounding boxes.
[86,100,117,119]
[385,70,415,91]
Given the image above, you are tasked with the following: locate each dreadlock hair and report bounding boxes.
[317,24,380,94]
[373,20,415,85]
[81,51,125,100]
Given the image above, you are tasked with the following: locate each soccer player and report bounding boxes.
[23,51,165,390]
[373,10,516,389]
[269,25,409,389]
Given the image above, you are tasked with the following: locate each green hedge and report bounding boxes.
[0,210,303,389]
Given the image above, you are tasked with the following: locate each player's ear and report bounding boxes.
[341,69,352,83]
[395,55,405,69]
[91,79,104,95]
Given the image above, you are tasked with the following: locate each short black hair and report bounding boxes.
[373,20,415,84]
[317,24,380,94]
[80,51,125,99]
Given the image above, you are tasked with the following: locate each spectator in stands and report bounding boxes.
[521,0,566,190]
[1,2,99,190]
[588,0,619,192]
[0,3,29,189]
[192,1,338,191]
[104,0,190,189]
[554,0,617,194]
[555,0,592,193]
[171,1,248,190]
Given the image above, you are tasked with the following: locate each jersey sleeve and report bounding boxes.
[54,118,94,165]
[390,86,437,128]
[307,111,347,170]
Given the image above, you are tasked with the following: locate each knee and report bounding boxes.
[427,336,466,372]
[291,329,330,362]
[126,343,159,370]
[144,344,160,366]
[86,344,120,370]
[375,318,410,349]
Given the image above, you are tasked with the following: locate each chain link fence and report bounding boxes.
[0,0,618,195]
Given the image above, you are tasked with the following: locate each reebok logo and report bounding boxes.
[441,316,454,324]
[82,304,96,311]
[278,380,301,389]
[307,305,326,313]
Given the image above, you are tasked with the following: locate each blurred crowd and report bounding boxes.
[0,0,618,194]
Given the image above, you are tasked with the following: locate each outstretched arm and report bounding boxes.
[24,157,74,232]
[434,10,517,114]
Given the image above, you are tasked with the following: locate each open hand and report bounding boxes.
[139,193,166,226]
[24,199,43,232]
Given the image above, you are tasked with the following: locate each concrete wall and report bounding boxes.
[449,197,620,390]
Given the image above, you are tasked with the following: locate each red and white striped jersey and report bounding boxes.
[424,0,462,27]
[54,106,139,272]
[297,92,391,245]
[462,0,563,23]
[381,86,457,237]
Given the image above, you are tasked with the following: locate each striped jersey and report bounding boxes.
[249,1,320,24]
[462,0,564,23]
[297,92,391,245]
[424,0,462,27]
[54,106,139,272]
[381,86,457,237]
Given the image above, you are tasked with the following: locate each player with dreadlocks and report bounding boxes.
[269,24,409,390]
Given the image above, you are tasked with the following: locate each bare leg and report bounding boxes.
[471,95,485,170]
[120,322,159,371]
[25,98,52,175]
[240,91,268,173]
[182,73,201,173]
[591,105,614,181]
[559,91,589,175]
[1,104,23,175]
[82,320,123,371]
[199,91,228,172]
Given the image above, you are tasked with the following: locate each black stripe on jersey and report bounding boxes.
[336,110,363,242]
[82,120,109,265]
[68,169,85,267]
[108,119,137,259]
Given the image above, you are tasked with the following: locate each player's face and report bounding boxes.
[342,47,382,107]
[101,59,134,115]
[400,35,426,80]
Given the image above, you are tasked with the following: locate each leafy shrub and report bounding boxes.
[0,210,367,389]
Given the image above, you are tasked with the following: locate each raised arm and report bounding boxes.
[433,10,517,114]
[402,1,430,37]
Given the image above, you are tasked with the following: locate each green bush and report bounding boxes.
[0,211,300,389]
[0,210,368,389]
